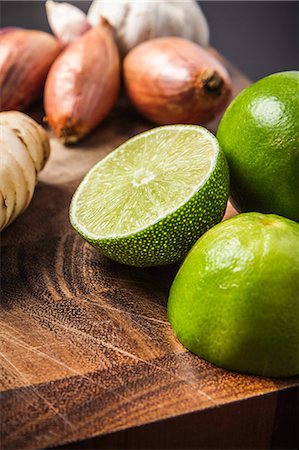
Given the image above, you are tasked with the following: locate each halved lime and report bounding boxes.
[70,125,229,266]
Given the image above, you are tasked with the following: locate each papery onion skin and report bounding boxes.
[0,30,61,111]
[44,20,120,144]
[124,37,232,125]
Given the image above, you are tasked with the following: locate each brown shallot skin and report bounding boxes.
[124,37,232,125]
[0,30,61,111]
[44,20,120,144]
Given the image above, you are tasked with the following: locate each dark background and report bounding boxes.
[1,1,298,80]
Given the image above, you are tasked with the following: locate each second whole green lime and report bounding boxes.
[168,212,299,377]
[217,71,299,222]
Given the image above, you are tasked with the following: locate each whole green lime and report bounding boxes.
[168,213,299,377]
[217,71,299,222]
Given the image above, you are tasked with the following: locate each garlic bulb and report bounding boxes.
[46,0,90,45]
[87,0,209,56]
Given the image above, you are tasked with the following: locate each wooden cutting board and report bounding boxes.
[1,50,298,450]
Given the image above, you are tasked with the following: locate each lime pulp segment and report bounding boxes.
[71,126,217,239]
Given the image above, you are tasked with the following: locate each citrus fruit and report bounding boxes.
[70,125,229,266]
[217,71,299,222]
[168,212,299,377]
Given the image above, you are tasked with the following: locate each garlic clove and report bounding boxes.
[46,0,91,45]
[0,29,61,111]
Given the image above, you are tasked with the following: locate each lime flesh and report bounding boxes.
[70,125,229,266]
[168,212,299,377]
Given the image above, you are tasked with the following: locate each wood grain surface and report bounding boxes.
[1,50,298,450]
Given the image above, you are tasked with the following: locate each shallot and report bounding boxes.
[124,37,232,125]
[44,19,120,144]
[0,29,61,111]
